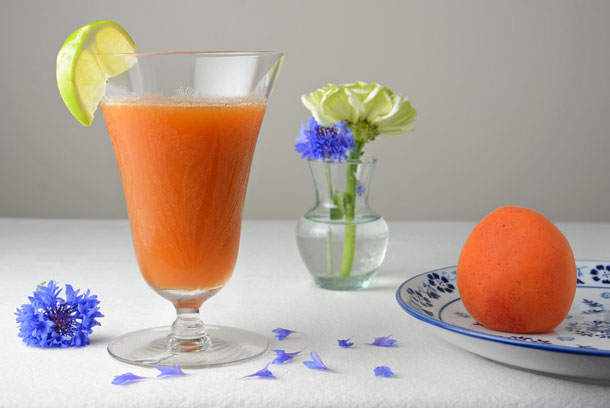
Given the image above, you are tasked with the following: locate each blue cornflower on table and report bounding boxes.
[243,364,276,379]
[112,373,147,386]
[374,366,394,377]
[157,365,186,378]
[272,327,296,341]
[369,335,398,347]
[15,280,103,348]
[271,349,301,364]
[295,117,355,162]
[303,351,331,371]
[338,337,354,348]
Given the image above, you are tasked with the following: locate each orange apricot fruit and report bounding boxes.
[457,206,576,333]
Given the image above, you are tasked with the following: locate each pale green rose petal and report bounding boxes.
[301,81,416,137]
[348,81,378,103]
[345,88,366,122]
[301,86,338,126]
[301,89,323,112]
[373,96,417,135]
[301,85,338,107]
[310,107,336,127]
[357,81,378,91]
[321,88,359,123]
[363,86,394,123]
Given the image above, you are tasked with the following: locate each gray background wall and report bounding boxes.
[1,0,609,221]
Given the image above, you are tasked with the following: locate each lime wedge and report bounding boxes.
[56,20,136,126]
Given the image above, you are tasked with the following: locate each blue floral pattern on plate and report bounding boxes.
[591,264,610,285]
[426,272,456,294]
[396,260,610,356]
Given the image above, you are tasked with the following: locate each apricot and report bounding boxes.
[457,206,576,334]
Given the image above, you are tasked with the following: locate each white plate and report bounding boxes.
[396,260,610,384]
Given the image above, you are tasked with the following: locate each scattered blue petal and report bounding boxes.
[15,280,103,348]
[271,349,301,364]
[338,337,354,348]
[356,185,366,197]
[295,117,355,162]
[243,364,276,379]
[303,352,330,371]
[272,328,296,341]
[112,372,148,385]
[369,335,398,347]
[113,367,184,385]
[156,365,186,378]
[374,366,394,378]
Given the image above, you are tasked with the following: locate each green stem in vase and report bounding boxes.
[340,140,364,277]
[324,160,335,275]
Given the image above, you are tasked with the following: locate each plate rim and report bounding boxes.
[396,260,610,357]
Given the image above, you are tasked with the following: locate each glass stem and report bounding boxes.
[169,308,211,353]
[340,141,363,278]
[324,160,335,275]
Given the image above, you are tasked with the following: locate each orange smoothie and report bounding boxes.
[100,98,266,291]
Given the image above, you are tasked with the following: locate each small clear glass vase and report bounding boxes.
[296,156,389,290]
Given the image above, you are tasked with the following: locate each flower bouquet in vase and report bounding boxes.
[296,82,416,290]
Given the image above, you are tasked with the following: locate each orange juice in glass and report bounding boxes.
[102,100,265,296]
[102,52,284,368]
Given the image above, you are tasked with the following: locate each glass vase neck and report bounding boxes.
[305,156,380,223]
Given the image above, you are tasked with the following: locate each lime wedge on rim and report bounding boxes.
[56,20,136,126]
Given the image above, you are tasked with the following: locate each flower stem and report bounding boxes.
[324,160,335,275]
[340,141,363,277]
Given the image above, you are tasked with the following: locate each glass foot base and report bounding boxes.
[108,325,269,368]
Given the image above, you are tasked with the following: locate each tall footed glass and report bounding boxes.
[100,52,284,368]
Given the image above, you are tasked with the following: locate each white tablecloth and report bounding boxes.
[1,218,609,407]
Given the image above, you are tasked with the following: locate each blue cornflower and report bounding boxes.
[369,335,398,348]
[337,337,354,348]
[156,365,186,378]
[295,117,355,162]
[242,363,276,379]
[15,281,103,348]
[272,327,297,341]
[374,366,394,378]
[271,349,301,364]
[303,352,331,371]
[112,373,148,386]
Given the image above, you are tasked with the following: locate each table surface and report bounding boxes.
[1,218,609,407]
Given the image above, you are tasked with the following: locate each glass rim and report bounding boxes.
[96,50,285,57]
[307,155,377,164]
